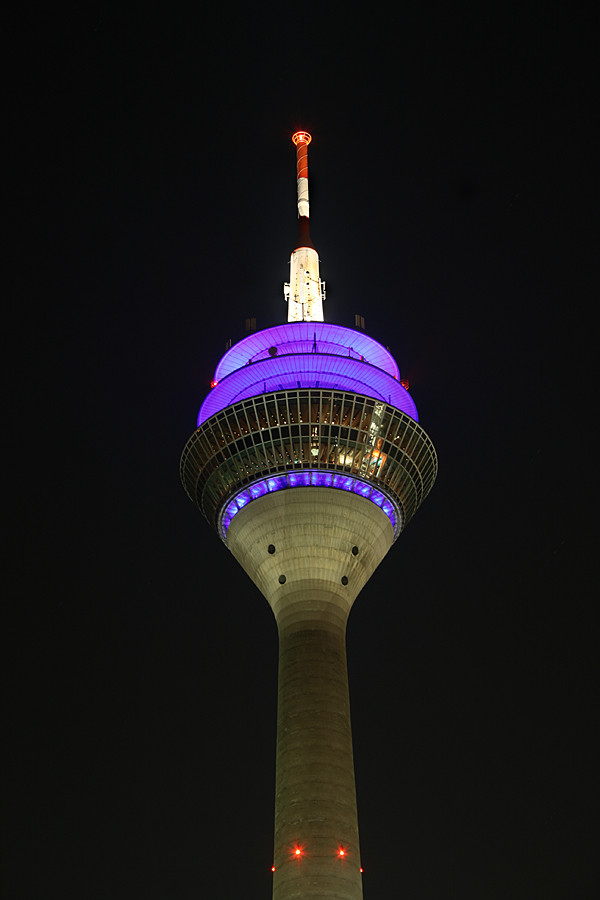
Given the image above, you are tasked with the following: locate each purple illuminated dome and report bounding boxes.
[180,130,437,900]
[199,321,418,425]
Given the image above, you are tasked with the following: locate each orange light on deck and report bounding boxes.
[210,379,219,389]
[400,378,410,390]
[292,131,312,146]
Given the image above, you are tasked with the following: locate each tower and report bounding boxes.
[181,132,437,899]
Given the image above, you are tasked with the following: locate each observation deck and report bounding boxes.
[181,388,437,543]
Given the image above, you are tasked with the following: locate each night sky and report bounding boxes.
[7,6,596,899]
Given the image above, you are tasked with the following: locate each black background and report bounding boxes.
[6,4,596,898]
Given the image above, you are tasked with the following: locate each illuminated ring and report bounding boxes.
[218,469,402,542]
[292,131,312,146]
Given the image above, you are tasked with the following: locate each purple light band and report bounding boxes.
[219,470,402,542]
[198,354,418,424]
[214,322,400,382]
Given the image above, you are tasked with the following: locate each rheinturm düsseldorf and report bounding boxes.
[181,132,437,900]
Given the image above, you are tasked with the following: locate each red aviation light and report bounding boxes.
[210,380,219,389]
[271,866,276,872]
[292,131,312,146]
[400,378,410,390]
[360,867,364,874]
[338,846,346,857]
[291,843,305,859]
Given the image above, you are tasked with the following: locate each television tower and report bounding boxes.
[181,132,437,900]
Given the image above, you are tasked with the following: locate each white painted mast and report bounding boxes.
[284,131,325,322]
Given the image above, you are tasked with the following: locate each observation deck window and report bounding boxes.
[181,389,436,537]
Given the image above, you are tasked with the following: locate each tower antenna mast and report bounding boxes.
[284,131,325,322]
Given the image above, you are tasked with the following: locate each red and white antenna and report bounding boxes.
[284,131,325,323]
[293,130,312,219]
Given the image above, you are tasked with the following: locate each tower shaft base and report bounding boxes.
[226,489,393,899]
[273,617,362,899]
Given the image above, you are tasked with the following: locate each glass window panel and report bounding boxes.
[380,407,393,436]
[332,474,354,491]
[360,400,374,431]
[311,471,333,487]
[310,395,320,422]
[249,481,268,499]
[236,408,250,435]
[288,396,297,423]
[351,401,363,428]
[353,480,372,498]
[288,471,311,487]
[225,410,239,437]
[245,405,258,431]
[341,396,353,426]
[267,475,288,492]
[257,403,269,429]
[263,445,277,466]
[331,395,342,425]
[208,422,226,448]
[235,490,251,509]
[225,501,238,519]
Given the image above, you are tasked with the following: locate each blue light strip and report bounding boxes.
[219,470,402,541]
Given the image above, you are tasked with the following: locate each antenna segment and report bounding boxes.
[285,131,325,323]
[293,130,311,218]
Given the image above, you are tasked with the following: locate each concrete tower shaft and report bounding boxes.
[227,489,394,900]
[227,489,393,623]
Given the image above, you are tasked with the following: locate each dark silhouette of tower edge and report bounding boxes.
[181,132,437,899]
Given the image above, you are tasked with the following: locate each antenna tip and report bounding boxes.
[292,131,312,146]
